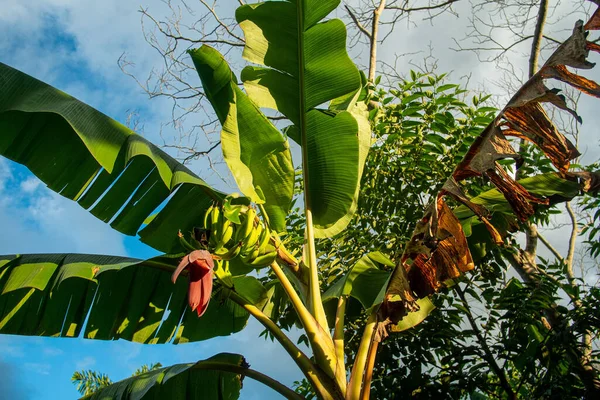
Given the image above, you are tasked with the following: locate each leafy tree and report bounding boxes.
[0,1,599,399]
[72,363,163,396]
[72,370,113,397]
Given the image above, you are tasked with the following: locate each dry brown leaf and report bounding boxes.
[454,125,520,181]
[485,165,549,221]
[383,258,419,325]
[545,21,595,70]
[502,103,580,172]
[542,64,600,98]
[534,89,582,123]
[404,198,474,297]
[567,171,600,193]
[587,41,600,54]
[506,76,582,122]
[584,6,600,30]
[441,178,504,245]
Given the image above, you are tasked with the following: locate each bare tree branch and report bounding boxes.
[369,0,387,81]
[385,0,459,12]
[528,0,549,78]
[345,5,372,39]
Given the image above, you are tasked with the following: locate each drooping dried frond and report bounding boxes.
[383,11,600,326]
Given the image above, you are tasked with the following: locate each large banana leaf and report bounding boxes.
[0,254,268,343]
[189,46,294,232]
[236,0,365,237]
[86,353,244,400]
[0,63,226,253]
[86,352,302,400]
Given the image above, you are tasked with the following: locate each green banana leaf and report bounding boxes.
[189,46,294,232]
[0,63,226,253]
[323,252,435,331]
[236,0,366,237]
[0,253,268,343]
[85,353,244,400]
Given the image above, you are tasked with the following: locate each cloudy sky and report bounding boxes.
[0,0,599,398]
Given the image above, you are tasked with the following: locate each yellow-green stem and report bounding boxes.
[304,211,330,331]
[257,203,271,227]
[228,291,337,399]
[334,295,348,374]
[346,313,377,400]
[359,340,379,400]
[271,261,345,393]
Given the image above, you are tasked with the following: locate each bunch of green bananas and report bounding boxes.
[203,204,279,268]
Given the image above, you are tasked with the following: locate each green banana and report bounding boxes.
[256,224,271,255]
[203,204,214,230]
[241,243,261,264]
[247,250,278,268]
[243,223,262,252]
[214,241,243,260]
[209,205,222,248]
[240,208,256,242]
[215,219,234,252]
[178,231,199,252]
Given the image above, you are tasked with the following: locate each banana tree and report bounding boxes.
[1,0,599,398]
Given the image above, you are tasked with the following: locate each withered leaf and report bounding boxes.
[584,6,600,30]
[383,256,419,325]
[587,41,600,54]
[502,102,580,172]
[544,20,595,70]
[404,198,474,298]
[542,64,600,98]
[506,77,582,122]
[485,165,549,221]
[454,124,520,181]
[567,170,600,193]
[442,178,504,245]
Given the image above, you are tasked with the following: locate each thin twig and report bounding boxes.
[345,5,372,39]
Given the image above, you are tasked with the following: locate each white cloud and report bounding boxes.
[19,177,42,194]
[0,160,127,256]
[24,362,52,375]
[0,335,25,358]
[75,356,96,371]
[42,347,64,357]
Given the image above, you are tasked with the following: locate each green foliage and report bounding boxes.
[0,254,268,344]
[84,353,244,400]
[237,0,368,237]
[72,370,113,396]
[132,363,163,377]
[189,46,294,232]
[0,63,224,254]
[72,363,163,396]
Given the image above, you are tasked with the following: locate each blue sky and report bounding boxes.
[1,0,599,399]
[0,0,301,398]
